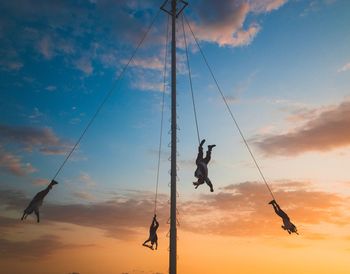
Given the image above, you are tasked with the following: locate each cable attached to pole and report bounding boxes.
[51,9,162,182]
[154,15,170,215]
[181,14,201,145]
[183,14,276,201]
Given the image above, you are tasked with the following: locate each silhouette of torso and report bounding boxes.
[195,161,208,179]
[25,187,50,213]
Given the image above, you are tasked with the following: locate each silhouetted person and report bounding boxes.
[21,180,58,223]
[193,139,216,192]
[142,215,159,250]
[269,200,298,235]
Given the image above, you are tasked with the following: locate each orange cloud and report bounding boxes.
[0,234,94,260]
[254,100,350,156]
[0,188,169,240]
[1,180,347,241]
[0,146,36,176]
[180,181,348,237]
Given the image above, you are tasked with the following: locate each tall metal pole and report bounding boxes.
[169,0,177,273]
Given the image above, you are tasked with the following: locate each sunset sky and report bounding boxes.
[1,0,350,273]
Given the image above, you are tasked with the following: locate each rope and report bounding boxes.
[51,9,162,182]
[154,15,170,215]
[183,14,276,201]
[181,14,200,145]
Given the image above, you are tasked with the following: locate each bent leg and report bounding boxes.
[143,238,151,245]
[193,177,205,189]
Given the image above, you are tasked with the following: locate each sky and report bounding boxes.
[1,0,350,273]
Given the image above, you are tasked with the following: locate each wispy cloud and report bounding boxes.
[130,70,165,93]
[226,70,258,103]
[250,0,287,12]
[130,56,164,71]
[0,124,69,155]
[74,56,94,75]
[131,79,164,92]
[28,107,45,124]
[37,36,54,59]
[301,0,338,17]
[338,62,350,73]
[1,180,347,239]
[0,0,288,88]
[45,85,57,91]
[78,172,96,187]
[253,100,350,156]
[73,191,96,201]
[0,188,169,240]
[180,180,348,237]
[33,178,50,186]
[0,60,23,71]
[0,146,36,176]
[0,234,94,260]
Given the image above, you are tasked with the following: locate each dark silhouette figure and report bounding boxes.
[21,180,58,223]
[269,200,298,235]
[142,215,159,250]
[193,139,216,192]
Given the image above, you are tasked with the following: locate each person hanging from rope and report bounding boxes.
[269,200,298,235]
[142,215,159,250]
[21,180,58,223]
[193,139,216,192]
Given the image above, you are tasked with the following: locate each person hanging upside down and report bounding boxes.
[142,215,159,250]
[193,139,216,192]
[21,180,58,223]
[269,200,298,235]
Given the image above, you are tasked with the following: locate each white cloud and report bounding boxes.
[28,107,44,122]
[79,172,96,187]
[131,80,164,92]
[338,62,350,73]
[45,85,57,91]
[250,0,287,13]
[73,191,95,201]
[130,56,164,71]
